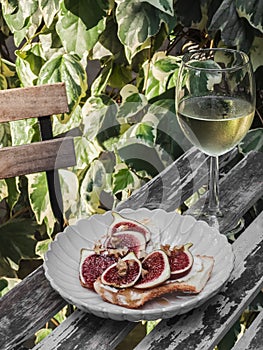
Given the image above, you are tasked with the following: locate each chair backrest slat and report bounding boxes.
[0,137,76,179]
[0,83,68,122]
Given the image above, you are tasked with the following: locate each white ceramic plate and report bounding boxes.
[43,208,234,321]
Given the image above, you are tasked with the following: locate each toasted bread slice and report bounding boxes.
[93,255,214,309]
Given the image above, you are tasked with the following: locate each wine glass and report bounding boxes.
[176,48,256,227]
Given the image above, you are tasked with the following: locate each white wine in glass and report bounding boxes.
[176,48,256,226]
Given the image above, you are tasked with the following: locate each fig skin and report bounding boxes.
[134,250,171,289]
[101,252,142,288]
[108,212,151,242]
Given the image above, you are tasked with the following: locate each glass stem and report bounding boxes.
[208,156,221,215]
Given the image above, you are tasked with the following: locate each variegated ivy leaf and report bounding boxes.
[0,74,7,90]
[16,44,45,87]
[80,159,107,215]
[83,96,119,142]
[27,172,56,236]
[63,0,110,31]
[38,53,87,123]
[239,128,263,154]
[142,0,174,15]
[236,0,263,33]
[250,36,263,72]
[2,0,42,46]
[59,169,79,218]
[117,93,148,124]
[116,0,176,54]
[187,60,222,94]
[209,0,254,52]
[39,0,60,28]
[56,1,106,56]
[10,118,37,146]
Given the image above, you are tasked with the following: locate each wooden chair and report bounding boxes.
[0,83,76,230]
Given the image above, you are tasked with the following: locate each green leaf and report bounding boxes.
[239,128,263,154]
[0,73,8,89]
[236,0,263,33]
[136,123,155,144]
[0,278,20,297]
[56,2,106,55]
[27,173,56,235]
[35,238,52,259]
[35,328,52,344]
[38,53,87,121]
[5,178,20,211]
[116,0,176,54]
[112,167,134,194]
[0,218,38,269]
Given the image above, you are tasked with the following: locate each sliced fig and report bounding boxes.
[104,230,146,258]
[79,249,116,289]
[108,212,151,242]
[134,250,170,289]
[101,252,142,288]
[162,243,194,279]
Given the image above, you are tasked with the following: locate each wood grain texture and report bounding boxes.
[33,309,135,350]
[232,309,263,350]
[0,137,76,179]
[0,267,67,350]
[0,83,68,122]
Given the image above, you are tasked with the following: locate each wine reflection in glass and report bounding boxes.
[176,48,256,228]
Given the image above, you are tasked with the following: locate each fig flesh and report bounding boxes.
[108,212,151,242]
[104,230,146,258]
[162,243,194,279]
[135,250,170,289]
[101,252,142,288]
[79,249,116,289]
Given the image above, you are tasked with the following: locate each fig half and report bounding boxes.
[162,243,194,279]
[135,250,171,289]
[104,230,146,258]
[108,212,151,242]
[101,252,142,288]
[79,249,116,289]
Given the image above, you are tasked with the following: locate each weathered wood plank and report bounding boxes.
[33,309,135,350]
[232,308,263,350]
[133,211,263,350]
[0,83,69,122]
[0,137,76,179]
[0,267,67,350]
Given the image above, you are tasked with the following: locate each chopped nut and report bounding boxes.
[117,259,128,276]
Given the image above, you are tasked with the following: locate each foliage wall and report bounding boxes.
[0,0,263,286]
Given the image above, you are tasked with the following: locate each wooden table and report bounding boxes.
[0,147,262,350]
